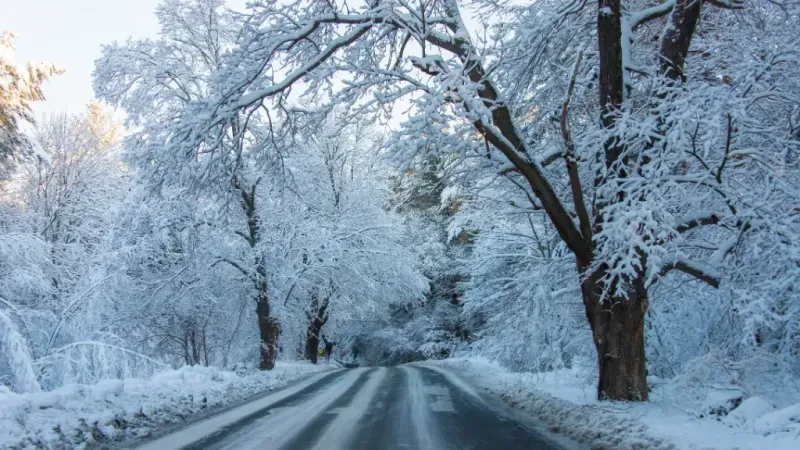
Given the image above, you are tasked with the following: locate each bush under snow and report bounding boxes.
[0,362,332,449]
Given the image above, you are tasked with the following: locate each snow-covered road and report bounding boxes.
[135,366,570,450]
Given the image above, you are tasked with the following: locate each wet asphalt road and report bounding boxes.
[138,366,571,450]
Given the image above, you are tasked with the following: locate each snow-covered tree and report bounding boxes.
[91,0,799,400]
[273,116,428,363]
[0,106,167,389]
[94,0,429,371]
[0,31,61,179]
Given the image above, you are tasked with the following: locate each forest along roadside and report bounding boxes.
[132,365,577,450]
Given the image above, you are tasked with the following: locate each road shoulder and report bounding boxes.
[109,365,339,450]
[420,359,674,450]
[414,362,584,450]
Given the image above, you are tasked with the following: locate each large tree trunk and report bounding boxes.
[593,297,648,401]
[589,0,650,402]
[581,266,649,401]
[579,0,705,400]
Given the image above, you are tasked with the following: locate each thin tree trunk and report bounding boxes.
[304,294,329,364]
[256,291,279,370]
[190,328,199,365]
[322,335,334,359]
[183,334,190,366]
[202,326,209,367]
[304,321,322,364]
[660,0,703,82]
[234,177,281,371]
[254,268,280,370]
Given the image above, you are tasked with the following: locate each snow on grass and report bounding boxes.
[0,361,333,449]
[427,357,800,450]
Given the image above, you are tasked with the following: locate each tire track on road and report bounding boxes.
[210,368,368,450]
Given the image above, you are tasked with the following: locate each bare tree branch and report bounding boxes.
[561,48,592,240]
[629,0,676,30]
[211,258,251,279]
[655,259,721,288]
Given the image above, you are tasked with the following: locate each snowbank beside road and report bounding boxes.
[428,358,800,450]
[0,362,332,449]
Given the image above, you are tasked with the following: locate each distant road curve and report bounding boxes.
[136,365,575,450]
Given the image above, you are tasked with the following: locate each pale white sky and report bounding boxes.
[1,0,478,121]
[0,0,162,116]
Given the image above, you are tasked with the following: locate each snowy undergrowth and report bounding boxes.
[429,358,800,450]
[0,361,332,449]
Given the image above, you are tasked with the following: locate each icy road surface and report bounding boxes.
[137,366,572,450]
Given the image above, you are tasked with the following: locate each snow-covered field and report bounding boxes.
[0,362,333,449]
[427,358,800,450]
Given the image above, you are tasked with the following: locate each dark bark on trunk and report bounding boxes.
[254,263,278,370]
[594,295,648,401]
[580,263,649,401]
[597,0,624,126]
[305,322,321,364]
[190,328,200,365]
[583,0,710,401]
[260,318,280,370]
[439,0,674,401]
[442,0,648,401]
[660,0,703,82]
[256,291,279,370]
[427,2,591,264]
[202,326,209,367]
[234,176,281,371]
[183,335,190,366]
[304,294,329,364]
[322,336,334,358]
[590,1,649,402]
[437,0,721,402]
[597,0,631,192]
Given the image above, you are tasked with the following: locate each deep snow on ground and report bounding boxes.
[426,358,800,450]
[0,361,332,449]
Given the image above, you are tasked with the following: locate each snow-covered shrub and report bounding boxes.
[666,351,800,412]
[36,336,166,389]
[0,308,40,393]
